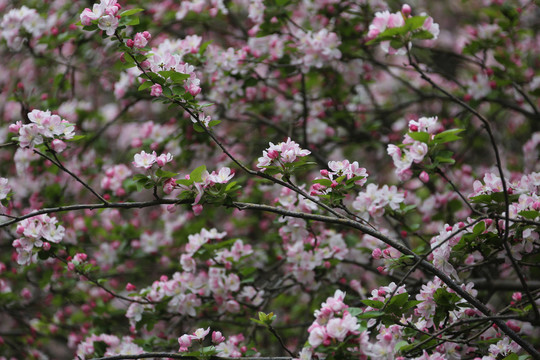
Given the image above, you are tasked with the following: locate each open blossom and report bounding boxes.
[132,151,157,169]
[368,6,439,55]
[16,110,76,149]
[257,137,310,170]
[0,178,10,200]
[150,83,163,97]
[191,327,210,340]
[178,334,192,351]
[80,0,121,35]
[1,6,47,50]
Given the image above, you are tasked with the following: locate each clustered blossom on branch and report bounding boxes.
[10,109,76,150]
[12,214,65,265]
[80,0,121,36]
[0,0,540,359]
[0,6,47,50]
[367,4,439,55]
[257,137,311,171]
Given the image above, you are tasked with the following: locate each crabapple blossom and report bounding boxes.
[132,150,157,169]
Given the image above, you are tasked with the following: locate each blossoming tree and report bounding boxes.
[0,0,539,359]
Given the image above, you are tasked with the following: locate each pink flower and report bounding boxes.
[156,153,173,167]
[307,324,327,348]
[51,139,67,153]
[97,14,119,36]
[191,327,210,341]
[133,151,157,169]
[178,334,192,351]
[80,7,101,26]
[212,331,225,344]
[150,84,163,97]
[133,32,148,48]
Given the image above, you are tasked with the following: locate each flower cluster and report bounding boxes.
[0,178,9,200]
[132,151,173,170]
[387,116,440,181]
[301,290,362,356]
[12,214,65,265]
[352,183,405,220]
[101,164,133,195]
[76,333,144,359]
[257,137,311,170]
[146,52,202,96]
[80,0,121,36]
[11,109,76,150]
[367,4,439,55]
[126,31,151,49]
[0,6,47,50]
[294,29,342,70]
[311,159,368,196]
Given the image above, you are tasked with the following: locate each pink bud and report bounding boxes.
[67,263,75,271]
[42,242,51,251]
[178,334,192,351]
[401,4,412,16]
[51,139,67,153]
[126,283,137,291]
[320,169,329,177]
[409,124,419,132]
[126,39,134,48]
[21,288,32,300]
[140,60,151,69]
[8,122,21,133]
[419,171,429,183]
[150,84,163,97]
[212,331,225,344]
[267,150,280,160]
[192,204,203,216]
[372,248,382,259]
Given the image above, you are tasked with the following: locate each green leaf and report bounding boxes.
[378,26,409,39]
[208,120,221,127]
[66,135,86,142]
[133,174,150,181]
[172,86,186,96]
[502,354,519,360]
[387,292,409,311]
[313,178,333,187]
[357,311,384,319]
[138,81,153,91]
[193,123,205,132]
[124,16,140,26]
[432,129,464,144]
[175,179,193,187]
[413,30,435,40]
[518,210,539,220]
[190,165,207,183]
[360,299,384,309]
[170,72,190,84]
[394,340,410,352]
[199,40,213,55]
[405,16,428,31]
[120,8,145,17]
[408,131,430,143]
[472,221,486,236]
[433,150,455,165]
[155,169,178,178]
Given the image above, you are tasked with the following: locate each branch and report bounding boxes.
[33,148,108,204]
[90,354,292,360]
[406,50,540,326]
